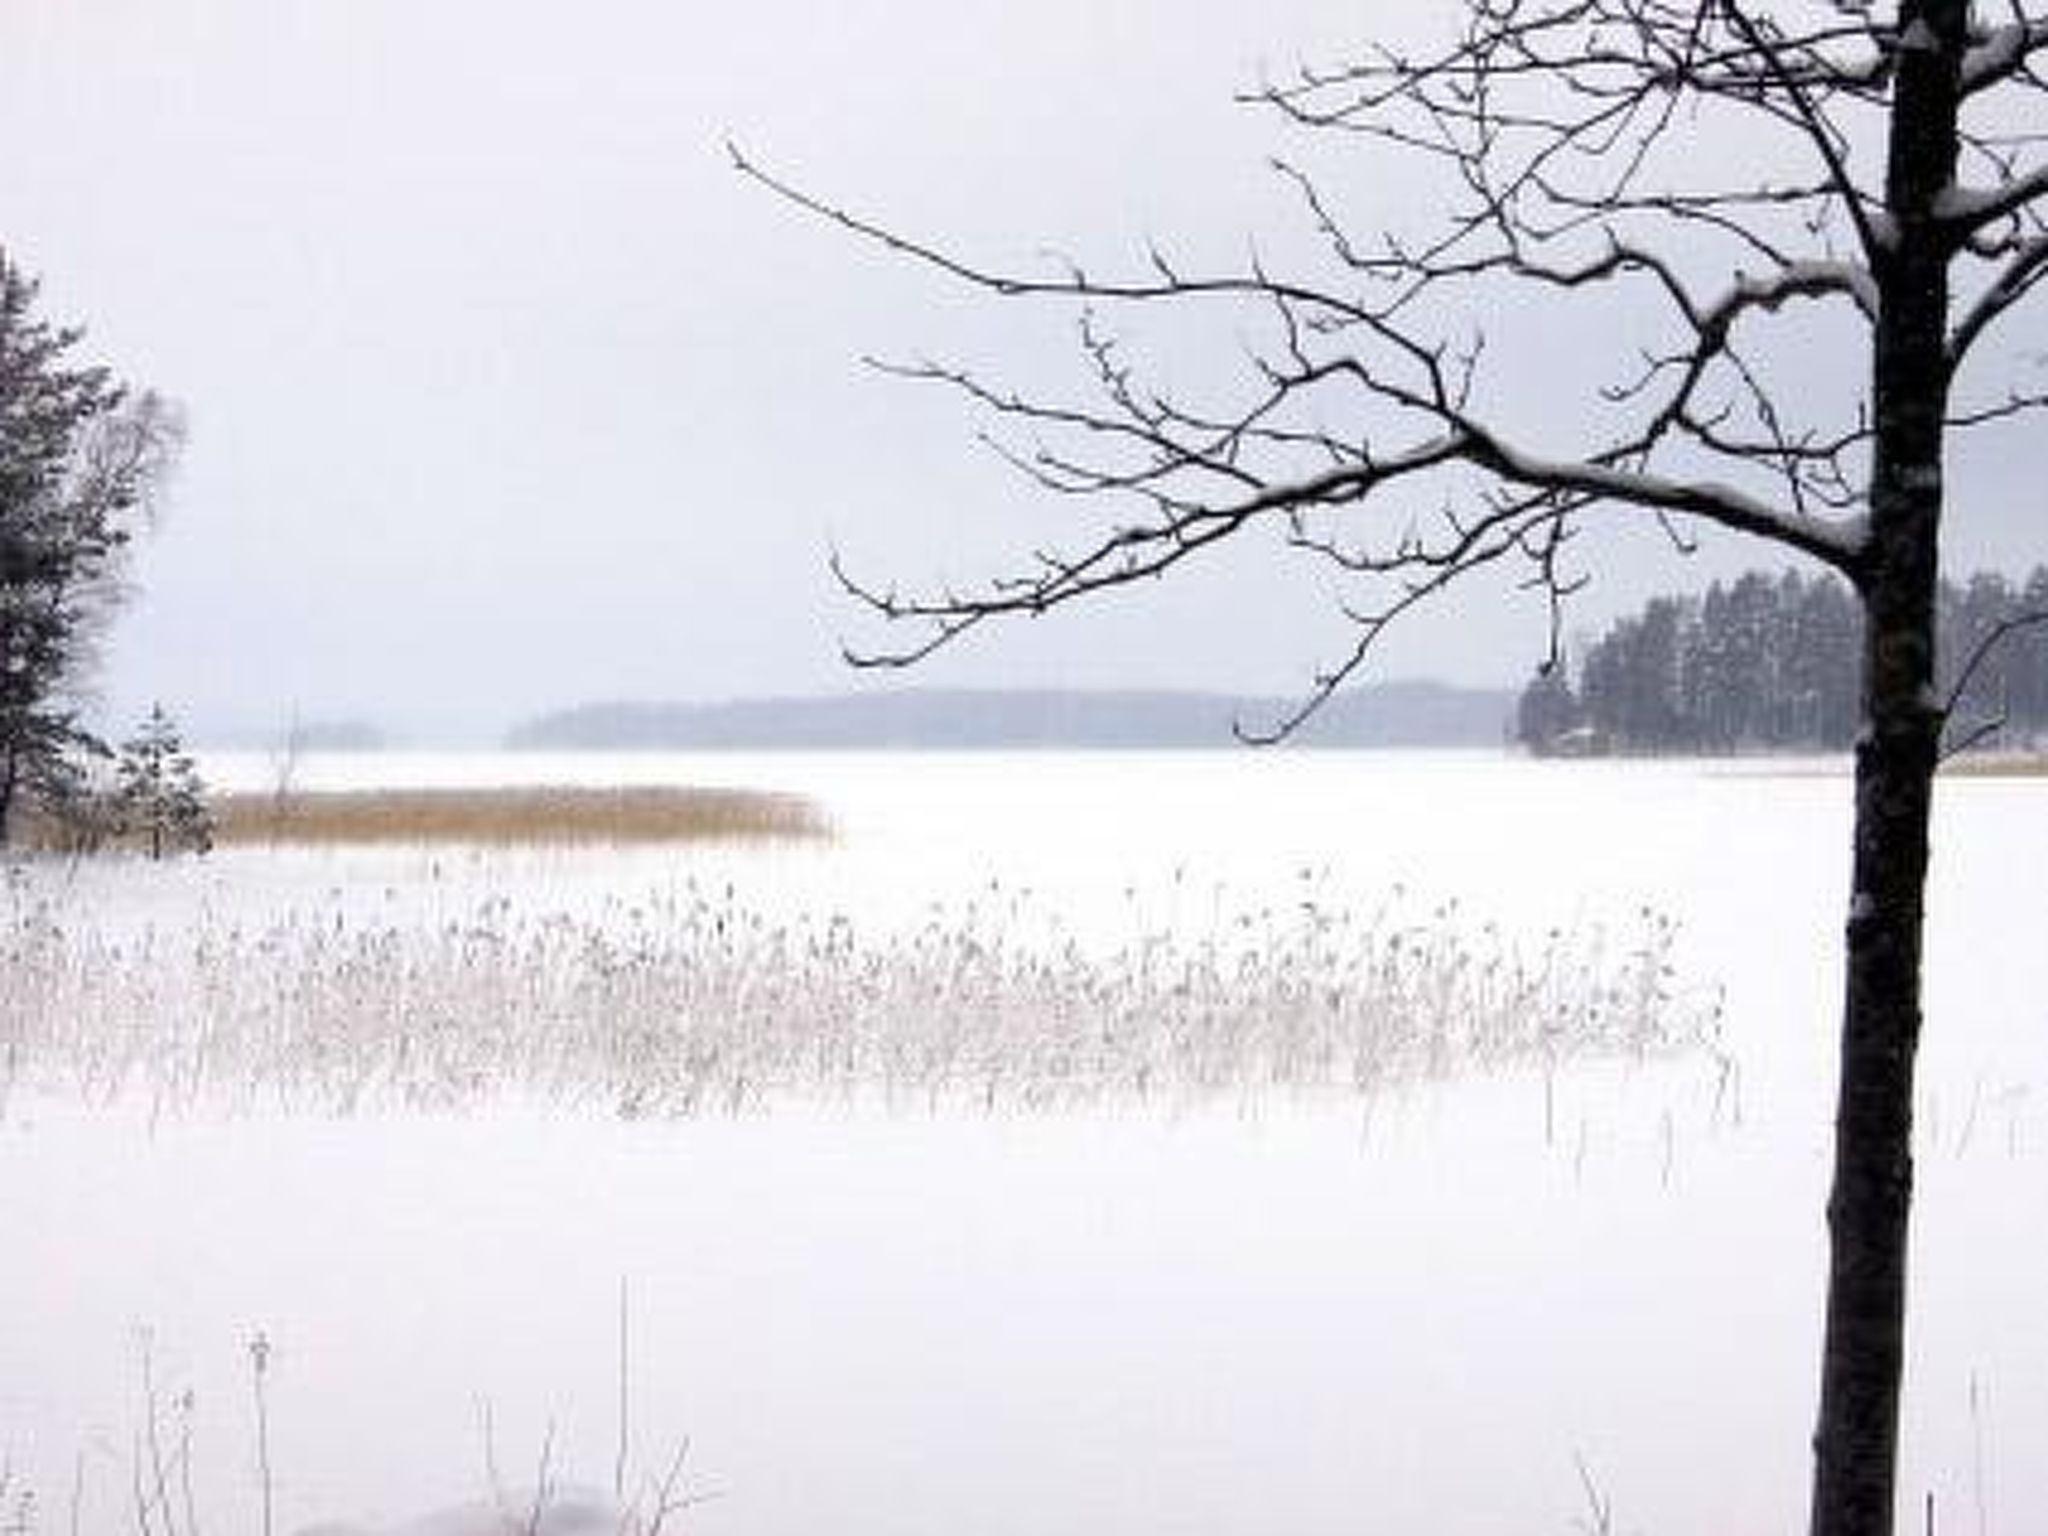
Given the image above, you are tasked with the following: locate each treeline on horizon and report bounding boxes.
[1517,566,2048,755]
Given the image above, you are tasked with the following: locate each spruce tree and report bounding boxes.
[114,704,213,859]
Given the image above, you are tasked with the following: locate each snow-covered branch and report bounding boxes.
[1933,164,2048,239]
[1960,18,2048,93]
[1465,434,1868,568]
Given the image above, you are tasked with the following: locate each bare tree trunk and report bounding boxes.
[1813,577,1940,1536]
[1810,8,1961,1533]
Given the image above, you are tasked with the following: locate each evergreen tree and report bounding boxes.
[1530,565,2048,757]
[113,704,213,859]
[1720,572,1780,748]
[1943,571,2018,723]
[1785,574,1862,749]
[2017,568,2048,739]
[0,249,181,843]
[1513,664,1582,753]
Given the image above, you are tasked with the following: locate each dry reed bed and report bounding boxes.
[1941,752,2048,779]
[0,878,1720,1117]
[210,786,831,846]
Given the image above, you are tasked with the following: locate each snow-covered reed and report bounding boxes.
[0,871,1715,1118]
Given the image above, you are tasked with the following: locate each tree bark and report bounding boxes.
[1812,564,1941,1536]
[0,749,16,849]
[1809,7,1962,1534]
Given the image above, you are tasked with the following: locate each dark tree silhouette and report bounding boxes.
[741,4,2048,1532]
[1522,565,2048,751]
[1523,565,2047,751]
[0,247,182,843]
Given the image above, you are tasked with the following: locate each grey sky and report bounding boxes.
[3,1,2040,744]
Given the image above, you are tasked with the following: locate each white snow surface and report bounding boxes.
[299,1487,630,1536]
[0,749,2042,1536]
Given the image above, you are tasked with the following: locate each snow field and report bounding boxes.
[0,750,2040,1536]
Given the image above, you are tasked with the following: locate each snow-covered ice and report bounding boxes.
[0,749,2041,1536]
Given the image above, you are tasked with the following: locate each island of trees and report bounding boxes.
[1518,568,2048,756]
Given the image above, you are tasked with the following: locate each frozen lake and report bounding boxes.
[0,750,2042,1535]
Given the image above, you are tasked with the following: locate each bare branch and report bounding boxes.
[1718,3,1884,261]
[730,140,1384,328]
[745,2,2042,732]
[1938,711,2013,763]
[1950,232,2048,364]
[1940,608,2048,719]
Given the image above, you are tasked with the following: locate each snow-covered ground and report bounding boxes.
[0,750,2042,1536]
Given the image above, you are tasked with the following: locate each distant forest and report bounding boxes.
[1518,567,2048,755]
[509,683,1515,751]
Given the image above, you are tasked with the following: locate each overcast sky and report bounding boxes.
[2,1,2040,744]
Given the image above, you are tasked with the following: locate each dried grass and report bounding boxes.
[210,786,831,846]
[1942,752,2048,779]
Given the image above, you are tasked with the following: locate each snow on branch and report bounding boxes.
[1950,232,2048,365]
[1933,164,2048,239]
[1960,18,2048,94]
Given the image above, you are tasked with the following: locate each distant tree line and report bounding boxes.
[1518,567,2048,755]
